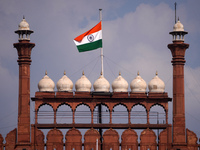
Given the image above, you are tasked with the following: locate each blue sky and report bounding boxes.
[0,0,200,142]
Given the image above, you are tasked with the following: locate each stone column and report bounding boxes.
[168,41,189,146]
[14,40,35,147]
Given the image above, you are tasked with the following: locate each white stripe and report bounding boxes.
[74,30,102,46]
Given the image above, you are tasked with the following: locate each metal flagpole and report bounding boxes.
[98,9,103,150]
[175,2,177,23]
[99,9,104,76]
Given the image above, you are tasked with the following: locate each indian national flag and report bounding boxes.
[74,21,102,52]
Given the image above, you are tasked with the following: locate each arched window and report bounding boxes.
[56,104,72,124]
[37,104,54,124]
[149,104,166,124]
[131,104,147,124]
[112,104,128,124]
[93,104,109,124]
[75,104,91,123]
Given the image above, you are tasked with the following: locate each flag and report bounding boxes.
[74,21,102,52]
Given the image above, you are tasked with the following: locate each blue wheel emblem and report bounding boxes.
[87,34,94,42]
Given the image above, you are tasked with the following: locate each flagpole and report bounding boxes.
[99,9,103,150]
[99,9,104,76]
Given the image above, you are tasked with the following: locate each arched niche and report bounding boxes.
[112,104,128,124]
[131,104,147,124]
[158,128,168,150]
[65,128,82,150]
[149,104,166,124]
[34,129,45,150]
[84,128,100,150]
[103,128,119,150]
[56,103,72,124]
[75,103,91,123]
[46,128,63,150]
[121,129,138,150]
[0,134,3,150]
[5,128,16,150]
[186,129,198,149]
[93,103,110,124]
[140,129,157,150]
[37,103,54,124]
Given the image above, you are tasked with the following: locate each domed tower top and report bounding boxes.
[15,16,34,41]
[93,72,110,92]
[18,16,30,30]
[112,72,128,92]
[169,18,188,42]
[38,71,55,92]
[130,71,147,93]
[75,71,92,92]
[148,71,165,93]
[56,71,73,92]
[173,19,184,31]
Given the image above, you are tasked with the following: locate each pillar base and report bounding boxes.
[170,143,188,150]
[15,142,31,150]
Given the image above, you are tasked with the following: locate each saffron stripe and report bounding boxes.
[74,21,102,42]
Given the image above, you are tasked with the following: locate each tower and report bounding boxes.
[168,19,189,148]
[13,17,35,149]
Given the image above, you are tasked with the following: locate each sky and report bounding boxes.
[0,0,200,143]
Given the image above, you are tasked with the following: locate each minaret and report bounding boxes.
[168,19,189,147]
[13,17,35,149]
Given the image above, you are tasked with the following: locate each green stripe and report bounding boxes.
[77,39,102,52]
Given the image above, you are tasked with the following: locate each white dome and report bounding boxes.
[173,19,184,32]
[75,71,92,92]
[112,72,128,92]
[148,72,165,93]
[130,72,147,93]
[18,17,30,30]
[38,71,55,92]
[93,73,110,92]
[56,71,73,92]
